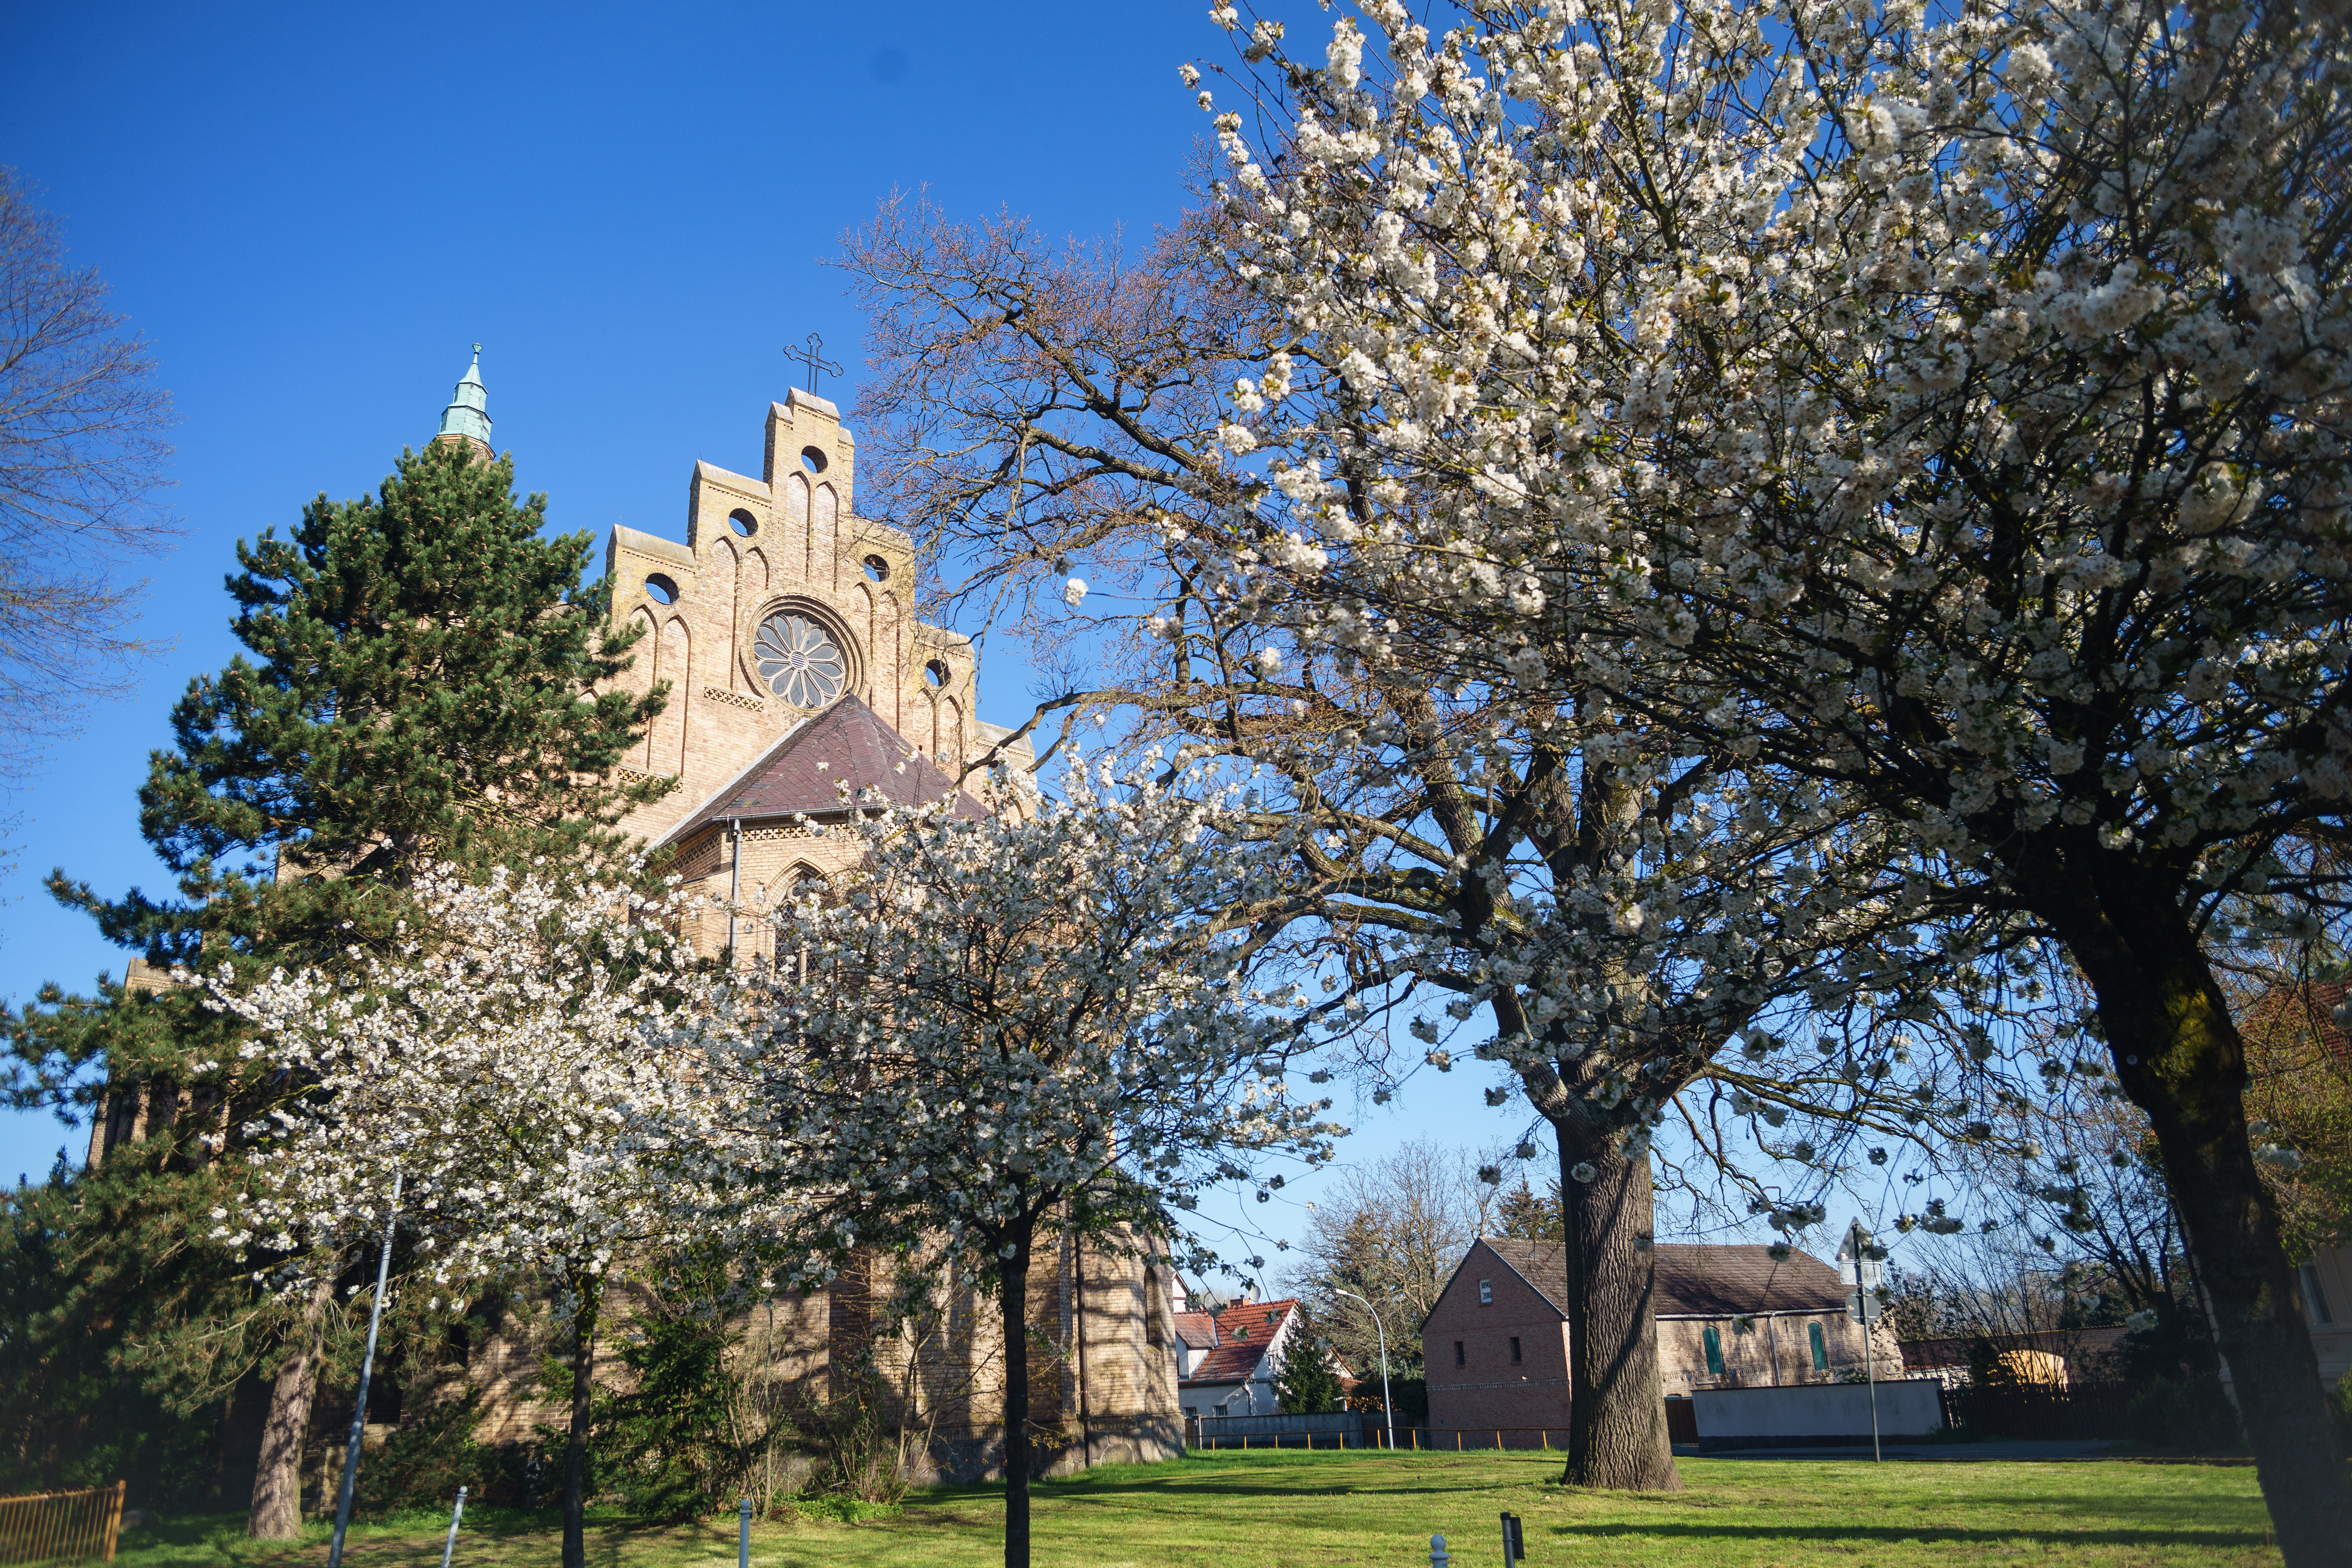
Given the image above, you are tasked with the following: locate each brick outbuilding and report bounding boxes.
[1422,1237,1905,1444]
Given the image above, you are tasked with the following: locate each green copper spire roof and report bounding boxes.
[437,344,492,446]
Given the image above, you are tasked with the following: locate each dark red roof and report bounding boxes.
[659,694,983,846]
[1176,1297,1303,1386]
[1475,1237,1848,1318]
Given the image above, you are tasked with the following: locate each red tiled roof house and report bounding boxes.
[1174,1296,1315,1418]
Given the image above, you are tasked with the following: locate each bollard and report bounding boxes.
[437,1487,466,1568]
[1430,1532,1450,1568]
[738,1497,752,1568]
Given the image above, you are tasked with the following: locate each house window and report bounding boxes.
[2305,1264,2335,1325]
[1479,1279,1493,1305]
[1510,1336,1523,1364]
[1809,1322,1829,1370]
[1702,1327,1724,1375]
[1455,1341,1466,1368]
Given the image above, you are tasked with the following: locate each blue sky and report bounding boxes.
[0,0,1553,1266]
[0,2,1952,1287]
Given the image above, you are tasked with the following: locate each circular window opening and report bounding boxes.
[923,659,951,688]
[754,611,850,707]
[645,573,679,605]
[862,555,890,583]
[800,445,830,475]
[729,509,759,538]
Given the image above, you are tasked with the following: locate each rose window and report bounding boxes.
[753,612,848,707]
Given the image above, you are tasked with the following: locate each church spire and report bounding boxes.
[433,344,494,461]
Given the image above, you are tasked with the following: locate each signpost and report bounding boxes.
[1838,1221,1886,1463]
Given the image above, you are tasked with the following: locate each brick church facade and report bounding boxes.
[563,361,1183,1479]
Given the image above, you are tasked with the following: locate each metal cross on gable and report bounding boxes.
[784,332,843,395]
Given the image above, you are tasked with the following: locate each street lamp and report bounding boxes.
[1329,1287,1395,1451]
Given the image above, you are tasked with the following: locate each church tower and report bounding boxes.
[432,345,494,461]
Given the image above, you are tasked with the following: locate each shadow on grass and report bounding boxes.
[1557,1522,2269,1549]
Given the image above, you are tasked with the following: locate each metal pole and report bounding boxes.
[327,1169,402,1568]
[1854,1221,1882,1463]
[726,818,743,963]
[437,1487,467,1568]
[737,1497,752,1568]
[1330,1288,1394,1451]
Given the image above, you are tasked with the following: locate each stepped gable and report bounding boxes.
[658,692,984,846]
[1477,1236,1846,1317]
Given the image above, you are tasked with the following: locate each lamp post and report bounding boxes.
[1330,1288,1394,1451]
[327,1169,402,1568]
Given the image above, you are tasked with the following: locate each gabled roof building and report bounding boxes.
[1422,1237,1905,1444]
[1173,1296,1311,1418]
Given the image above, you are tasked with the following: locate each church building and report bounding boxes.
[432,350,1184,1483]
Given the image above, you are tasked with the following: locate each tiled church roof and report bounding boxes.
[1475,1237,1848,1319]
[658,693,984,845]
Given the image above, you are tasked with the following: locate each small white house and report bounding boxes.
[1171,1292,1309,1419]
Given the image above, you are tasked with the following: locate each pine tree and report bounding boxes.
[7,439,668,1535]
[1273,1331,1344,1416]
[56,438,667,963]
[1498,1181,1565,1243]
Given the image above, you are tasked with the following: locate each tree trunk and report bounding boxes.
[563,1269,601,1568]
[996,1221,1034,1568]
[1557,1129,1682,1491]
[2048,866,2349,1566]
[247,1273,334,1538]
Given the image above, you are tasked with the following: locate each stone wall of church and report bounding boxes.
[448,1230,1179,1486]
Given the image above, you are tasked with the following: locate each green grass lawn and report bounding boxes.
[113,1450,2278,1568]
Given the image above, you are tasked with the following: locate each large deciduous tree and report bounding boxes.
[0,166,177,828]
[843,196,2016,1491]
[1200,0,2352,1549]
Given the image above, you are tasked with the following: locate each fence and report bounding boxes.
[0,1482,126,1566]
[1938,1382,2134,1440]
[1187,1419,1576,1453]
[1189,1412,1376,1450]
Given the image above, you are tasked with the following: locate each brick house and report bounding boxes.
[1422,1237,1906,1443]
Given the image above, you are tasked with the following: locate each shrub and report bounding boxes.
[597,1254,748,1523]
[2125,1374,2246,1453]
[352,1392,498,1521]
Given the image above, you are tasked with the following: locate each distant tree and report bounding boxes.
[1497,1179,1564,1243]
[0,167,177,858]
[2230,966,2352,1262]
[1282,1141,1502,1380]
[1272,1330,1344,1416]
